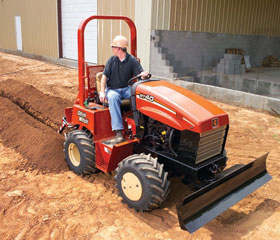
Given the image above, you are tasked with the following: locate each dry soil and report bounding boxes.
[0,52,279,240]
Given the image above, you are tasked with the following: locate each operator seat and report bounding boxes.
[95,72,131,109]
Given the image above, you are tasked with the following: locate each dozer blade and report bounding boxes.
[177,153,272,233]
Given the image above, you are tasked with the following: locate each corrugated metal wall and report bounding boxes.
[0,1,16,50]
[152,0,171,30]
[152,0,280,36]
[0,0,58,58]
[97,0,135,65]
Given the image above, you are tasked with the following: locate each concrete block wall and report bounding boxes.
[190,69,280,99]
[149,31,177,79]
[215,75,280,99]
[271,83,280,98]
[241,78,280,98]
[150,30,193,79]
[150,30,280,78]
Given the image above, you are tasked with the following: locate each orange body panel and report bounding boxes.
[70,104,137,172]
[95,139,138,173]
[135,81,229,133]
[71,104,114,141]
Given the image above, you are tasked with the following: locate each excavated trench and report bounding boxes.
[0,80,73,173]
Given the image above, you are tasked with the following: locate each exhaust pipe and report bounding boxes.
[177,153,272,233]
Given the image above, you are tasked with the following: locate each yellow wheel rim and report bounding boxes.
[68,143,81,167]
[121,172,143,201]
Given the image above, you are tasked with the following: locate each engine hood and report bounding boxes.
[135,80,229,133]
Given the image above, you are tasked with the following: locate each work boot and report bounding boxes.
[115,130,124,143]
[104,130,124,144]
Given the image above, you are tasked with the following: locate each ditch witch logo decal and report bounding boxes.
[77,110,89,124]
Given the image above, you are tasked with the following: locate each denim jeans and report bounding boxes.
[106,86,131,131]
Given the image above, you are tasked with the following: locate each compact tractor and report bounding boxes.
[59,16,271,232]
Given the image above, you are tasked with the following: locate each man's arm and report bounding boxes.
[99,74,107,103]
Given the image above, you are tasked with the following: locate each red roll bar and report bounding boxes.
[77,15,137,106]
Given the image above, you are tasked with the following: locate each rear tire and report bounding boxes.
[64,130,99,175]
[115,153,170,211]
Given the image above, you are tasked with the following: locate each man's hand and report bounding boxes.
[140,71,150,79]
[99,92,106,103]
[100,75,107,103]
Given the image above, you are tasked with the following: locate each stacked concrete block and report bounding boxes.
[271,83,280,98]
[216,54,244,75]
[198,72,217,86]
[150,32,177,79]
[150,30,188,79]
[240,64,246,73]
[150,30,280,81]
[242,78,257,94]
[256,81,272,96]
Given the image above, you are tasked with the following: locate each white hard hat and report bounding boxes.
[110,35,128,48]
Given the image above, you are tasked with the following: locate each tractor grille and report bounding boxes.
[196,125,227,164]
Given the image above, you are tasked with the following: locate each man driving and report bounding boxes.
[99,35,148,143]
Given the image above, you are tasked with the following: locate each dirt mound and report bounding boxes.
[0,79,72,130]
[0,80,73,173]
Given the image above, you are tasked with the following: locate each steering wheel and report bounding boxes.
[127,73,152,86]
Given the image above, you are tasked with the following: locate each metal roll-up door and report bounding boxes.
[61,0,97,63]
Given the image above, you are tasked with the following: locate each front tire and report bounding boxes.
[115,153,170,211]
[64,130,99,175]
